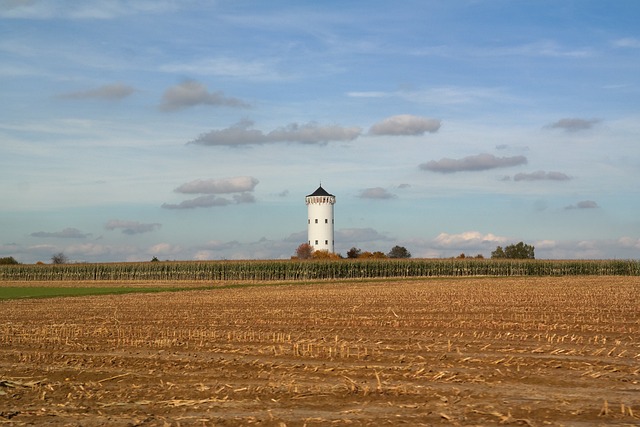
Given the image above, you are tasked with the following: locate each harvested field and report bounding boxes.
[1,276,639,425]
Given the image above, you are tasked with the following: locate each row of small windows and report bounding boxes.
[308,219,334,224]
[309,240,334,245]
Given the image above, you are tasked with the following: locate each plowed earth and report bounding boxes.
[1,276,639,426]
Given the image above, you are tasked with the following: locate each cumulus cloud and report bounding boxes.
[174,176,259,194]
[565,200,599,210]
[159,80,250,111]
[30,227,89,238]
[163,175,259,210]
[369,114,441,136]
[358,187,397,199]
[105,219,161,235]
[513,171,571,181]
[419,153,527,173]
[618,237,640,249]
[148,242,182,256]
[546,118,600,132]
[188,119,362,147]
[433,231,507,248]
[57,83,135,100]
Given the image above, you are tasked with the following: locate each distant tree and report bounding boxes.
[455,253,485,259]
[360,251,387,259]
[312,250,341,260]
[51,252,68,264]
[0,256,19,265]
[491,242,534,259]
[491,246,506,259]
[388,245,411,259]
[346,247,362,259]
[294,243,314,260]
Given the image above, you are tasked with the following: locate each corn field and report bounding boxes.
[1,259,639,281]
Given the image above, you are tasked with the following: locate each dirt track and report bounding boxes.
[1,277,639,425]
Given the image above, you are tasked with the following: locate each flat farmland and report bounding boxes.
[1,277,639,426]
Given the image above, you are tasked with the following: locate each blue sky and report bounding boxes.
[1,0,639,263]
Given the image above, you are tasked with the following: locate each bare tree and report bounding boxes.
[51,252,68,264]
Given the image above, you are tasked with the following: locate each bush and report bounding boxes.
[388,245,411,258]
[491,242,535,259]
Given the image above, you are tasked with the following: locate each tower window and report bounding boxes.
[332,219,334,224]
[325,240,328,245]
[308,219,310,224]
[315,219,318,223]
[315,240,318,245]
[325,219,328,223]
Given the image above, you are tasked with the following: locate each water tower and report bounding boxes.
[305,185,335,253]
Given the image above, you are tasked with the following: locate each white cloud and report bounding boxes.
[369,114,441,136]
[105,219,161,235]
[175,176,259,194]
[420,153,527,173]
[162,195,234,210]
[148,242,182,256]
[534,240,557,249]
[189,120,362,146]
[487,40,593,58]
[545,118,600,132]
[358,187,397,199]
[0,0,179,19]
[30,227,90,238]
[57,83,135,100]
[613,38,640,48]
[163,176,259,210]
[348,86,514,106]
[565,200,599,210]
[160,80,250,111]
[513,171,571,181]
[433,231,507,248]
[618,237,640,249]
[160,57,283,81]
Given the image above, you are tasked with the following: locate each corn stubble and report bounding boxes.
[1,276,639,425]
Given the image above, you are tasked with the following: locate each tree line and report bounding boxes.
[294,241,534,260]
[293,244,411,260]
[1,242,534,265]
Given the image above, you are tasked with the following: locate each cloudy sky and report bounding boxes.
[2,0,639,263]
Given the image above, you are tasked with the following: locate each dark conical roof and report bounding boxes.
[307,185,334,197]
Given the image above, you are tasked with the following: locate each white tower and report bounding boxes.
[306,185,335,253]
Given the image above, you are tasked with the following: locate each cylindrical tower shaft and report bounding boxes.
[305,186,335,253]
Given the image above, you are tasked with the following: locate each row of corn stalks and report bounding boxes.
[1,259,639,281]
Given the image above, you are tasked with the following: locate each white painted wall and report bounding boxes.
[306,195,335,253]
